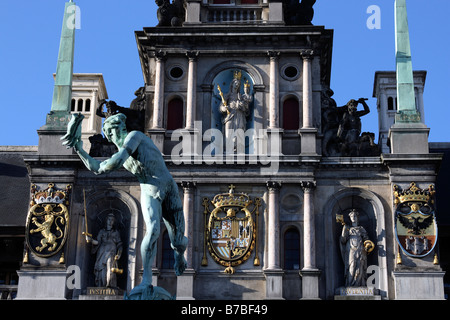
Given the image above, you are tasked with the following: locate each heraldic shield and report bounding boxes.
[393,182,438,258]
[202,185,261,273]
[25,183,71,258]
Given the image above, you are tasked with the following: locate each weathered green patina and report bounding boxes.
[395,0,420,123]
[62,113,187,299]
[45,1,76,129]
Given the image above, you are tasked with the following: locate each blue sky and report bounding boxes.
[0,0,449,146]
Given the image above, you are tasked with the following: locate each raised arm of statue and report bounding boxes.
[74,141,102,174]
[62,113,140,175]
[356,98,370,117]
[340,224,349,243]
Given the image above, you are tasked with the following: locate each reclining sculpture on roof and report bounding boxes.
[321,89,380,157]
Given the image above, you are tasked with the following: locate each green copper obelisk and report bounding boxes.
[394,0,420,123]
[44,0,76,128]
[389,0,429,154]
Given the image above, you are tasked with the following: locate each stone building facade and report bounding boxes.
[3,0,447,300]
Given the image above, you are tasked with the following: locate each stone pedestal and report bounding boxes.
[78,287,124,300]
[265,129,283,157]
[388,122,429,154]
[176,269,196,300]
[16,269,68,300]
[38,126,75,156]
[264,270,284,300]
[299,128,318,155]
[334,287,381,300]
[148,128,166,153]
[392,271,445,300]
[299,269,321,300]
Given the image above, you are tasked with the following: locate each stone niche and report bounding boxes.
[78,188,139,297]
[322,187,388,299]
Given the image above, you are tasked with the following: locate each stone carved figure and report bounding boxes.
[337,99,370,147]
[91,88,146,157]
[130,87,147,112]
[155,0,185,27]
[88,134,117,157]
[322,96,379,157]
[96,100,118,119]
[338,210,374,287]
[86,213,123,288]
[283,0,316,25]
[62,113,187,300]
[97,99,145,133]
[218,71,252,152]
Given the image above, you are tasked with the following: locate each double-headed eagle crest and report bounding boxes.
[393,182,437,258]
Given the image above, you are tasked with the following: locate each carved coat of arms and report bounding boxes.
[202,185,261,273]
[393,182,438,258]
[25,183,71,259]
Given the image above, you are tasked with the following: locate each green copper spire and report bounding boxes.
[45,1,76,128]
[395,0,420,123]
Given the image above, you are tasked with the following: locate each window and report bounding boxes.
[77,99,83,112]
[85,99,91,112]
[281,64,300,81]
[161,230,174,269]
[282,98,300,130]
[284,228,300,270]
[71,99,76,112]
[169,66,184,80]
[388,97,394,111]
[167,98,184,130]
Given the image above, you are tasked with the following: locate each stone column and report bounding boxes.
[181,181,196,268]
[186,51,198,130]
[266,181,281,270]
[149,50,167,153]
[301,51,313,129]
[267,52,283,158]
[299,180,321,299]
[379,92,390,153]
[300,181,316,270]
[177,181,196,300]
[268,51,280,129]
[264,181,284,299]
[299,50,318,155]
[152,51,166,129]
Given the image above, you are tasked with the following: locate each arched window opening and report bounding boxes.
[71,99,76,112]
[85,99,91,112]
[282,98,300,130]
[77,99,83,112]
[167,98,184,130]
[284,228,300,270]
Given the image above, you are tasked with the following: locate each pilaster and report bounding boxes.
[299,50,318,155]
[152,50,167,130]
[299,180,320,299]
[268,51,280,129]
[185,51,198,130]
[266,181,281,270]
